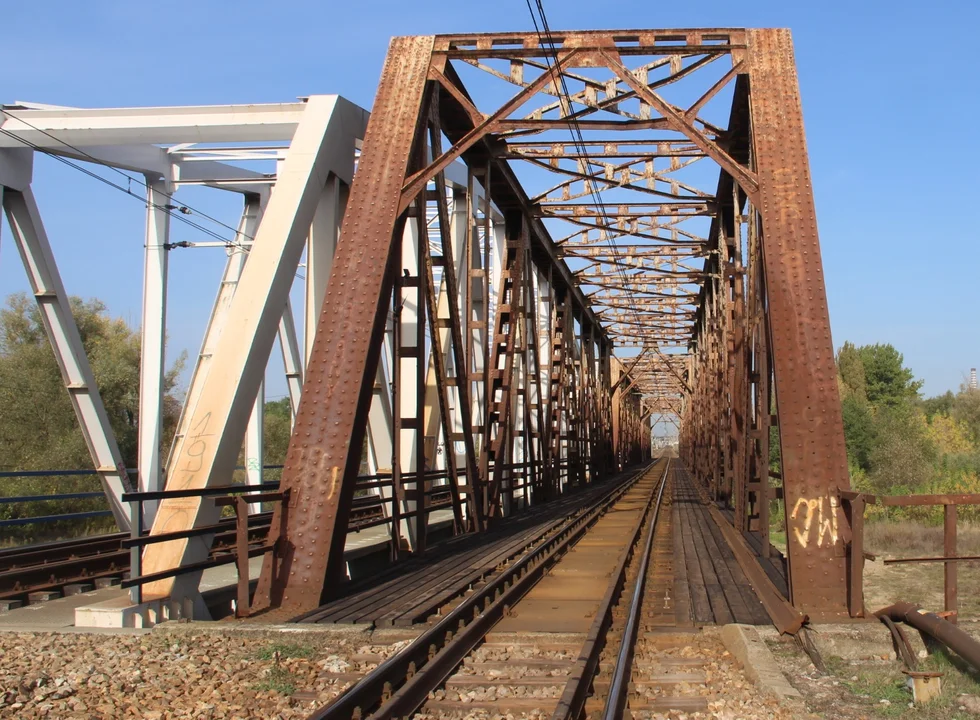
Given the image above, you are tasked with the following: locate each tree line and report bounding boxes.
[1,291,975,540]
[0,293,290,542]
[834,341,980,521]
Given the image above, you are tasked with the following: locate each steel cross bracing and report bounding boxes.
[257,28,856,621]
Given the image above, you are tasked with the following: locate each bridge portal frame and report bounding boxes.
[258,28,854,621]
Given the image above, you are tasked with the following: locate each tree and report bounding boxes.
[836,341,867,401]
[952,386,980,445]
[841,393,875,472]
[866,404,935,494]
[922,390,955,420]
[857,344,922,407]
[926,413,973,457]
[0,292,185,472]
[263,397,293,466]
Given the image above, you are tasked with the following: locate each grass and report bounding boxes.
[767,517,980,619]
[256,666,296,696]
[254,641,316,661]
[252,641,316,696]
[825,649,980,719]
[770,529,787,554]
[866,522,980,558]
[863,521,980,619]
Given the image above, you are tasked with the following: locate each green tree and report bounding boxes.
[840,393,875,472]
[835,342,935,495]
[951,386,980,445]
[263,397,293,466]
[836,341,868,401]
[0,292,184,541]
[921,390,955,419]
[866,404,935,494]
[857,344,922,407]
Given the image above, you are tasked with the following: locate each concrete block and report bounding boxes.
[74,594,202,629]
[0,600,23,613]
[721,623,803,703]
[94,577,121,589]
[806,622,917,662]
[63,583,94,596]
[27,591,61,604]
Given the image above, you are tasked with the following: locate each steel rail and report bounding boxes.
[0,513,273,601]
[0,492,434,603]
[551,458,670,720]
[308,461,656,720]
[602,458,670,720]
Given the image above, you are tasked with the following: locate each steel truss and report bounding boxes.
[259,28,853,621]
[0,98,369,615]
[0,99,355,531]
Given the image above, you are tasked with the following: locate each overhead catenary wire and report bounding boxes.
[522,1,688,395]
[0,118,309,282]
[0,125,313,284]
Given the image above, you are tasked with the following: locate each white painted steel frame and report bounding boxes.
[2,188,135,528]
[0,98,368,552]
[141,96,367,601]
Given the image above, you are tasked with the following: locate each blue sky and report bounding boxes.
[1,0,977,398]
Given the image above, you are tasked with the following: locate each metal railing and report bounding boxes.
[0,469,114,529]
[841,491,980,622]
[121,482,287,614]
[0,466,287,531]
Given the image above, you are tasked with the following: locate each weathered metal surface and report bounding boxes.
[256,36,435,613]
[251,27,852,621]
[745,28,850,618]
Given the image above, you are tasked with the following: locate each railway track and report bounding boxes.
[310,457,710,720]
[0,492,402,607]
[0,513,273,607]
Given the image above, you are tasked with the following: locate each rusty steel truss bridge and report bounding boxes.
[0,27,859,627]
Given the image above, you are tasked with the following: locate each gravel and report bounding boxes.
[0,626,806,720]
[0,628,410,719]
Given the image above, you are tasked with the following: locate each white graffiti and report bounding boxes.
[790,494,839,549]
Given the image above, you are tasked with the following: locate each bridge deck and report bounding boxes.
[296,474,632,626]
[299,462,779,628]
[673,468,772,626]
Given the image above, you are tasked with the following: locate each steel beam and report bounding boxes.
[141,95,366,602]
[256,38,436,613]
[137,177,171,525]
[2,187,133,530]
[746,29,850,618]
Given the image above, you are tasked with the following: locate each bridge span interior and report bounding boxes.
[0,28,858,630]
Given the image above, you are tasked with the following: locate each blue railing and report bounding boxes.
[0,466,285,530]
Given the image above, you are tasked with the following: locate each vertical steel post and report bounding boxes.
[130,498,143,605]
[235,495,250,617]
[747,28,851,617]
[138,177,170,526]
[945,503,958,622]
[245,379,264,514]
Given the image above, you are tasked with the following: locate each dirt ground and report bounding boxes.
[770,634,980,720]
[862,522,980,620]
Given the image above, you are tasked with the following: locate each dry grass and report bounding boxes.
[863,522,980,618]
[866,522,980,558]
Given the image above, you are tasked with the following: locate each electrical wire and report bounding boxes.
[0,124,314,284]
[0,109,256,242]
[0,126,251,251]
[523,2,684,387]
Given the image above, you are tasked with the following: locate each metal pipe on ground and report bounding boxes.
[875,602,980,671]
